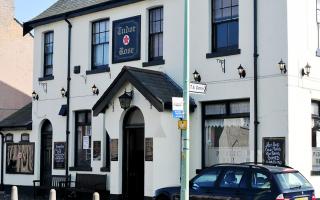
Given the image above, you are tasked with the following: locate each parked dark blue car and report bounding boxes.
[155,163,316,200]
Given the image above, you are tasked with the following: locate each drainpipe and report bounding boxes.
[253,0,259,164]
[0,132,4,190]
[64,18,72,180]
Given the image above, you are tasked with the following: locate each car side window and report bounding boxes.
[192,169,221,189]
[220,169,245,188]
[251,171,271,190]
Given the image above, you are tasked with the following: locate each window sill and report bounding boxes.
[38,76,54,82]
[86,67,110,75]
[69,166,92,172]
[311,170,320,176]
[206,48,241,58]
[100,166,110,172]
[142,59,165,67]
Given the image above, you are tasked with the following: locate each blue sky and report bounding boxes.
[15,0,57,23]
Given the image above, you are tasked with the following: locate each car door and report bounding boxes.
[213,167,249,200]
[190,168,222,197]
[246,169,276,200]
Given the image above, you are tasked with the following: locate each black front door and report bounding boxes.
[40,133,52,185]
[123,127,144,199]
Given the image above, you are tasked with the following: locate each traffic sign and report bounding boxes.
[178,120,188,130]
[190,82,207,94]
[172,97,184,118]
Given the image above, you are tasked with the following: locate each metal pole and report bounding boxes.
[180,0,190,199]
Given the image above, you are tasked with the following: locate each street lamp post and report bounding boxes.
[180,0,190,199]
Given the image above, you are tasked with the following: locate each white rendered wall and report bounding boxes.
[287,0,320,195]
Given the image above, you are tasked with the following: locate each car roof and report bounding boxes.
[207,163,297,174]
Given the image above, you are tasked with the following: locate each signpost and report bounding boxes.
[180,0,190,199]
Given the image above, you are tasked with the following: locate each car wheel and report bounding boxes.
[156,195,170,200]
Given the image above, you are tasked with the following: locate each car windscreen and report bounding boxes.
[274,171,313,190]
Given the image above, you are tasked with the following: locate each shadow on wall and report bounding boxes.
[0,80,31,121]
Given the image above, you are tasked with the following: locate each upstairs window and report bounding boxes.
[92,19,110,70]
[44,31,54,77]
[148,7,163,61]
[212,0,239,51]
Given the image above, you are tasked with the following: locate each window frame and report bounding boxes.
[43,31,54,77]
[74,110,92,168]
[91,19,110,71]
[202,99,250,168]
[148,6,164,62]
[211,0,239,52]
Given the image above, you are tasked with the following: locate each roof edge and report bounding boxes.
[23,0,145,36]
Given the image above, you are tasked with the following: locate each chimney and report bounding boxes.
[0,0,14,26]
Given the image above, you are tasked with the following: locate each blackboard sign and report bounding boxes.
[145,138,153,161]
[112,16,141,63]
[54,142,65,169]
[263,137,286,165]
[111,139,118,161]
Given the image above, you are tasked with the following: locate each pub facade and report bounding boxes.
[13,0,320,198]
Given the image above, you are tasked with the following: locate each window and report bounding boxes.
[212,0,239,51]
[251,172,271,189]
[44,31,54,77]
[148,7,163,61]
[312,101,320,172]
[220,169,245,188]
[203,100,250,167]
[75,111,92,168]
[192,169,221,190]
[92,19,109,70]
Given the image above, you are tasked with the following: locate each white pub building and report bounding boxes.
[3,0,319,198]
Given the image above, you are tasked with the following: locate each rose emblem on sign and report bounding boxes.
[123,35,130,46]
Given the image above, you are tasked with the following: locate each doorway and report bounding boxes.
[40,120,52,185]
[122,108,145,200]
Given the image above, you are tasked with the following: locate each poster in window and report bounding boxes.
[93,141,101,161]
[111,139,118,161]
[6,143,34,174]
[112,16,141,63]
[54,142,65,169]
[145,138,153,161]
[263,137,286,165]
[83,136,90,150]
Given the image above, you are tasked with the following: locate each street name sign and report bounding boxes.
[190,82,207,94]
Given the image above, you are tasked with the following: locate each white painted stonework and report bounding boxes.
[20,0,320,197]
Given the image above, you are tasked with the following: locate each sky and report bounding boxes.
[15,0,57,23]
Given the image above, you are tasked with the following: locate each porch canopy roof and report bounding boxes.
[0,103,32,131]
[92,66,196,116]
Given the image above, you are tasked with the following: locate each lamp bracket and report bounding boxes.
[216,58,226,73]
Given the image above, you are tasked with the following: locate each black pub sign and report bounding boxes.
[112,16,141,63]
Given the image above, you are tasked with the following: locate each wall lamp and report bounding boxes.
[60,87,68,98]
[237,65,246,78]
[32,91,39,101]
[193,70,201,82]
[216,59,226,73]
[302,63,311,77]
[92,84,99,95]
[119,90,133,110]
[278,59,287,74]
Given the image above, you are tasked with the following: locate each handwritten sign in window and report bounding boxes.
[263,137,286,165]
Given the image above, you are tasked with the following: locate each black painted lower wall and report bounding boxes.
[110,194,153,200]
